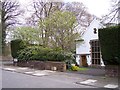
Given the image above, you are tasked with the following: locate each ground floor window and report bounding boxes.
[90,39,101,65]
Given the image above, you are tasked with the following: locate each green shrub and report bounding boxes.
[10,39,28,58]
[71,65,89,71]
[47,51,74,61]
[98,25,120,65]
[17,46,50,61]
[17,46,73,62]
[71,65,80,71]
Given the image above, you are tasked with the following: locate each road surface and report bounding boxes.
[2,70,95,88]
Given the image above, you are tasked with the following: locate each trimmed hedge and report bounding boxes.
[11,39,28,58]
[17,46,74,62]
[98,25,120,65]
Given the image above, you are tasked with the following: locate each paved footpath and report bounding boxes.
[1,63,119,89]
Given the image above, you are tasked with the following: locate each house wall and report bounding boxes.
[76,18,104,66]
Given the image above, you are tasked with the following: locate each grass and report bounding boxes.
[68,66,89,71]
[77,67,89,71]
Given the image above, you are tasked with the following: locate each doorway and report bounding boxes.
[81,55,88,67]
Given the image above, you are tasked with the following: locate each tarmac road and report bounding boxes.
[1,61,119,89]
[2,70,95,88]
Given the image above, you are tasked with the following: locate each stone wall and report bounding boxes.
[105,65,119,77]
[17,61,66,72]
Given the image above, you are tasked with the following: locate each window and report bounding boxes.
[90,40,101,65]
[94,28,97,34]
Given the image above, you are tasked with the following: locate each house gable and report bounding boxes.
[76,17,103,55]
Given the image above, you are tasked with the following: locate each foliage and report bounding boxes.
[12,11,79,52]
[10,39,28,58]
[30,1,64,47]
[17,46,73,62]
[39,11,80,51]
[12,26,42,45]
[98,25,120,65]
[71,65,79,71]
[71,65,88,71]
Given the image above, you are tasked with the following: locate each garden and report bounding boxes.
[10,39,77,71]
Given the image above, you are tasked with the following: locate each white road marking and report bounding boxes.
[104,84,118,88]
[17,67,28,70]
[4,68,16,71]
[43,70,56,73]
[32,73,46,76]
[80,79,97,84]
[24,72,34,74]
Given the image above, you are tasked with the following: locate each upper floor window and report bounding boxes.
[94,28,97,34]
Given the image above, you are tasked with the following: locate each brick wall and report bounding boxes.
[105,65,119,77]
[17,61,66,72]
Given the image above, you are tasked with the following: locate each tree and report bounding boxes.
[26,0,64,27]
[1,0,21,55]
[12,26,41,45]
[32,0,63,20]
[64,2,93,32]
[25,14,37,27]
[30,0,64,47]
[39,11,80,51]
[0,1,2,55]
[102,0,120,24]
[26,1,92,47]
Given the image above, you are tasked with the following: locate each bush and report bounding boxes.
[98,25,120,65]
[17,46,73,62]
[71,65,89,71]
[71,65,80,71]
[17,46,50,61]
[10,39,28,58]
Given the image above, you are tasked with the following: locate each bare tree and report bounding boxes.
[102,0,120,24]
[1,0,21,55]
[32,0,64,22]
[30,0,64,47]
[64,2,93,31]
[0,1,2,55]
[25,14,37,27]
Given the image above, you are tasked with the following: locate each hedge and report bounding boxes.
[17,46,74,62]
[11,39,28,58]
[98,25,120,65]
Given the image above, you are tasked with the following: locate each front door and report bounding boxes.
[81,55,87,67]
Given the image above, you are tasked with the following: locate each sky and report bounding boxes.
[19,0,111,18]
[64,0,111,17]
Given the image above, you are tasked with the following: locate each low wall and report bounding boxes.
[105,65,119,77]
[0,56,13,61]
[17,61,66,72]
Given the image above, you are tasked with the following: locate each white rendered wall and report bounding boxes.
[76,18,104,66]
[76,18,102,55]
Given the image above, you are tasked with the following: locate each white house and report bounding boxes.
[76,17,105,67]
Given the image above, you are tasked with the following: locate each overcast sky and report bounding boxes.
[18,0,111,18]
[65,0,111,17]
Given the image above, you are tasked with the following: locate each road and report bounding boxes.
[2,70,95,88]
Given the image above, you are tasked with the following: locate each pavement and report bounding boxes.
[1,60,119,89]
[66,67,105,76]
